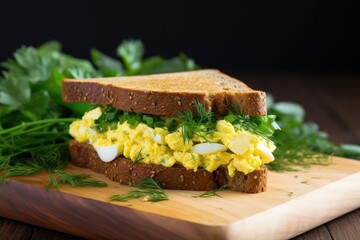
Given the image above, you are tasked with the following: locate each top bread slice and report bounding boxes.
[62,69,267,116]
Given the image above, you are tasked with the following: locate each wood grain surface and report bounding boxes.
[0,75,359,239]
[0,156,359,240]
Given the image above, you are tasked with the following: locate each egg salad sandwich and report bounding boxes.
[62,69,279,193]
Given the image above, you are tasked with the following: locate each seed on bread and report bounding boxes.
[69,140,267,193]
[62,69,267,116]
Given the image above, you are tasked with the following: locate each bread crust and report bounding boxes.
[68,140,267,193]
[62,70,267,116]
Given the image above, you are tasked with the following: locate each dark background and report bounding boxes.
[0,0,359,74]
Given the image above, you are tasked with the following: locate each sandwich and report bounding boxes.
[62,69,279,193]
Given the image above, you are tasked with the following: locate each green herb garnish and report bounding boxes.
[134,149,144,163]
[92,99,281,145]
[93,106,175,132]
[178,99,280,143]
[0,161,43,183]
[178,100,217,142]
[267,99,335,171]
[110,178,168,202]
[0,41,97,126]
[1,39,359,190]
[45,170,107,190]
[0,39,197,184]
[93,106,122,132]
[192,185,228,198]
[0,118,76,182]
[225,101,280,141]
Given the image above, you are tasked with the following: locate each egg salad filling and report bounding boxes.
[69,104,280,176]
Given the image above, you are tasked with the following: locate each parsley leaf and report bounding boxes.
[91,48,124,77]
[0,41,97,127]
[116,39,199,76]
[0,39,201,188]
[117,39,144,73]
[0,72,31,107]
[135,53,199,75]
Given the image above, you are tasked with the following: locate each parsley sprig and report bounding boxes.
[1,38,359,189]
[0,40,197,184]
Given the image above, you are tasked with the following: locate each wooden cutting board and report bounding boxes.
[0,156,359,240]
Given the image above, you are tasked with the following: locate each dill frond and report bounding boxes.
[110,178,168,202]
[192,185,228,198]
[45,170,107,190]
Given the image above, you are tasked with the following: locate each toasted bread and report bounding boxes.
[63,70,271,193]
[62,69,266,116]
[69,140,267,193]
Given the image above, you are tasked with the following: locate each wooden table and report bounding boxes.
[0,75,359,239]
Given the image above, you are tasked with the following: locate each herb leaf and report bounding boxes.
[110,178,168,202]
[339,144,360,159]
[268,100,336,171]
[93,106,175,132]
[0,73,31,107]
[134,149,144,163]
[179,100,217,142]
[117,39,144,73]
[225,101,280,140]
[117,39,198,76]
[0,41,97,125]
[193,185,228,198]
[135,53,199,75]
[45,170,107,190]
[90,48,124,77]
[0,161,43,183]
[0,118,75,182]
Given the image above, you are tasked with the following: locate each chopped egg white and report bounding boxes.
[228,135,253,155]
[94,144,119,162]
[192,143,227,155]
[254,142,275,163]
[70,107,277,176]
[153,132,165,144]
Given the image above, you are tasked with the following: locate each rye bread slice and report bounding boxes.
[69,140,267,193]
[62,69,267,116]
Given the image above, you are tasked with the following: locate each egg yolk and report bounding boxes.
[69,107,276,176]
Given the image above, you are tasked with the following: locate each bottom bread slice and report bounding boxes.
[68,140,267,193]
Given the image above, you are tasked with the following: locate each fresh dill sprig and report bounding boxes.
[267,100,335,171]
[45,170,107,190]
[0,161,43,183]
[178,100,279,143]
[0,118,75,183]
[133,149,144,163]
[268,121,333,172]
[192,185,228,198]
[110,178,168,202]
[178,100,217,142]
